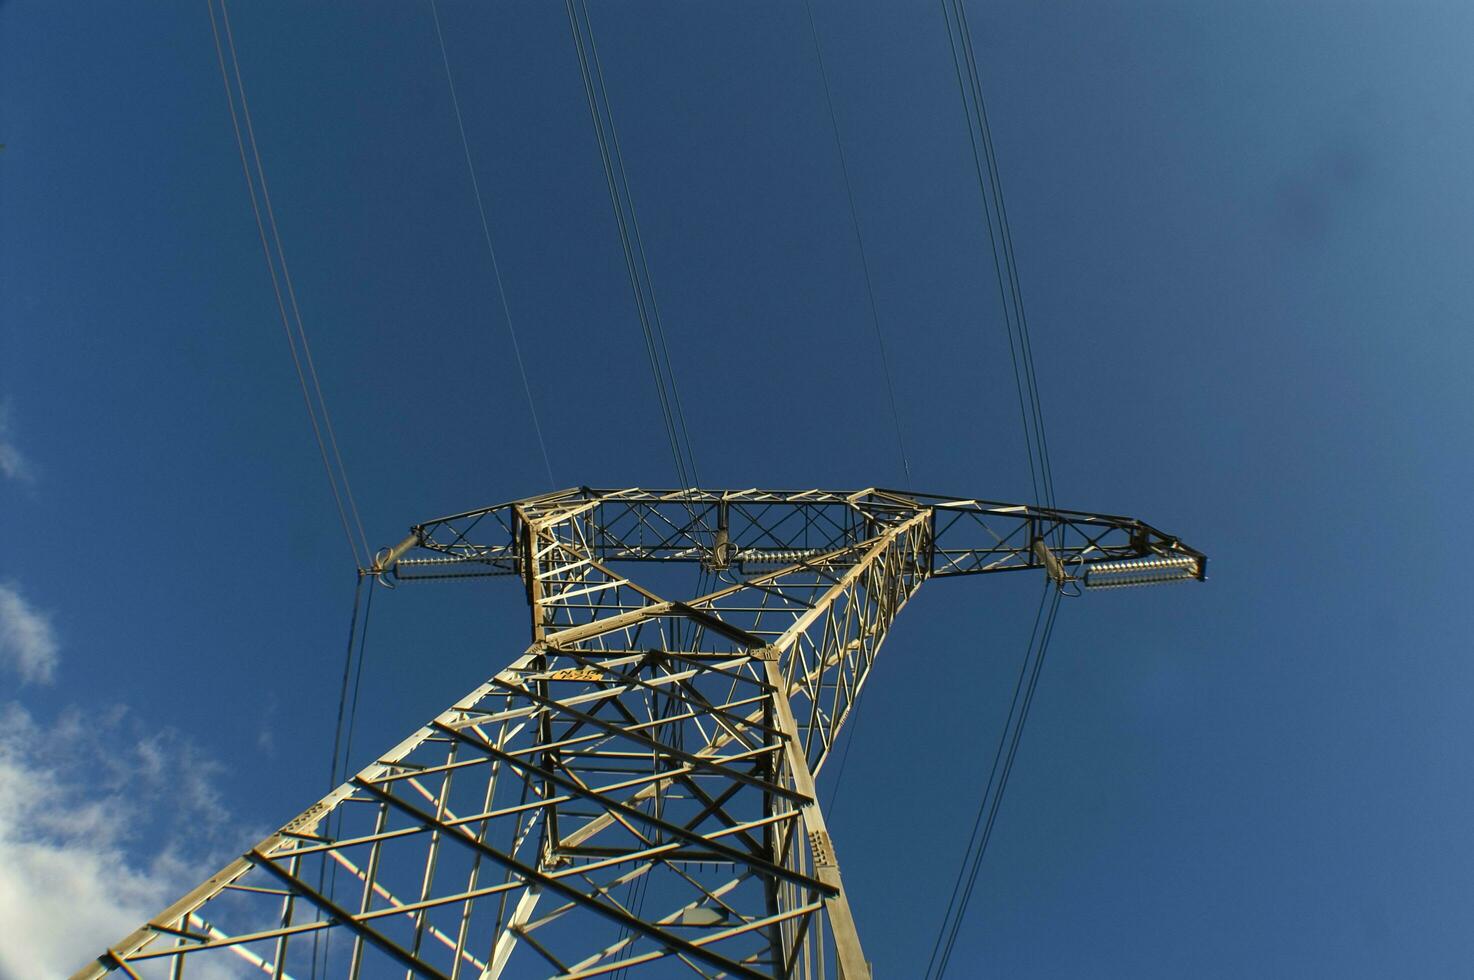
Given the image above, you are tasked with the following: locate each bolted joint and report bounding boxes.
[808,830,836,869]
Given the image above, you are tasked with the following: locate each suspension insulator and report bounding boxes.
[393,556,516,580]
[1083,555,1200,589]
[737,548,827,569]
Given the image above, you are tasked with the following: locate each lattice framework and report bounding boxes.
[78,487,1204,980]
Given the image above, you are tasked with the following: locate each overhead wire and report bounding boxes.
[563,0,704,505]
[607,589,697,980]
[577,0,702,489]
[798,0,915,824]
[558,13,711,960]
[309,571,377,978]
[924,1,1070,972]
[939,0,1056,516]
[336,576,379,787]
[208,0,371,571]
[608,697,666,979]
[800,0,913,489]
[325,575,368,799]
[822,685,866,817]
[953,0,1056,515]
[210,3,1066,972]
[209,12,384,976]
[427,0,557,491]
[926,584,1062,978]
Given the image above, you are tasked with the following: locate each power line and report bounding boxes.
[326,576,368,797]
[209,13,378,974]
[311,572,374,979]
[926,584,1062,978]
[207,0,370,570]
[308,574,368,978]
[939,0,1056,514]
[952,0,1056,514]
[551,74,726,957]
[563,0,703,499]
[800,0,916,817]
[800,0,913,489]
[938,591,1061,976]
[924,585,1049,978]
[336,576,378,784]
[577,0,702,489]
[427,0,557,491]
[922,6,1070,966]
[823,683,868,817]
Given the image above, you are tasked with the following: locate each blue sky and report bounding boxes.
[3,1,1473,976]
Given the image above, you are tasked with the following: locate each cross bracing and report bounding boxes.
[78,487,1204,980]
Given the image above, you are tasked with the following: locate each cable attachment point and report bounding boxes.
[702,500,736,571]
[367,530,422,587]
[1032,538,1067,585]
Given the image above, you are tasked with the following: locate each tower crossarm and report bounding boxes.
[918,493,1207,586]
[390,488,1205,592]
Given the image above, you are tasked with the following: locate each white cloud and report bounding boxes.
[0,581,256,976]
[0,584,58,684]
[256,693,278,756]
[0,402,34,484]
[0,703,246,979]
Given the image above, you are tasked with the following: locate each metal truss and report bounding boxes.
[78,488,1204,980]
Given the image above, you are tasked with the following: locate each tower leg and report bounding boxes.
[765,658,870,980]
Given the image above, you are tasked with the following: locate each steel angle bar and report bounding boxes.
[469,689,809,809]
[352,778,770,980]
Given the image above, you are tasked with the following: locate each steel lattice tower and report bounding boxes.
[78,487,1204,979]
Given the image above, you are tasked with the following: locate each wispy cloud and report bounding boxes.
[0,582,249,976]
[0,402,35,484]
[257,692,279,756]
[0,702,244,978]
[0,584,59,685]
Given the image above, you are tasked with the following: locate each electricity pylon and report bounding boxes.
[79,487,1204,979]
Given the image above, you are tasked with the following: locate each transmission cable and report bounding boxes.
[800,0,913,489]
[325,575,368,798]
[822,682,867,817]
[306,571,376,977]
[939,0,1056,517]
[558,18,712,961]
[563,0,704,504]
[428,0,557,491]
[925,585,1051,978]
[925,584,1062,978]
[800,0,916,818]
[577,0,703,490]
[950,0,1057,513]
[335,576,379,786]
[922,5,1082,966]
[208,0,371,571]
